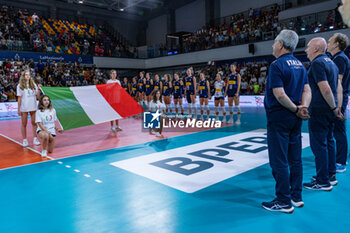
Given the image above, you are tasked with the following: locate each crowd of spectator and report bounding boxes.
[0,59,274,102]
[154,4,347,56]
[1,3,348,59]
[0,2,347,102]
[0,5,137,58]
[0,5,26,51]
[0,58,112,102]
[181,5,282,53]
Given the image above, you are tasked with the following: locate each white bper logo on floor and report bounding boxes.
[110,129,310,193]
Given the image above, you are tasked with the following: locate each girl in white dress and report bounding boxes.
[149,90,166,137]
[36,95,63,157]
[17,70,41,147]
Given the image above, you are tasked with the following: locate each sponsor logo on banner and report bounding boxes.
[143,110,222,131]
[0,51,93,64]
[143,111,161,129]
[255,96,264,106]
[5,103,17,112]
[111,129,310,193]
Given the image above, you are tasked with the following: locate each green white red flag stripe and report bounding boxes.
[41,83,144,130]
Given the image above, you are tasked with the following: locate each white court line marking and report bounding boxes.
[56,162,103,182]
[0,120,238,173]
[0,133,103,183]
[0,133,55,160]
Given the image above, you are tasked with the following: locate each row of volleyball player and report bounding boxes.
[117,65,242,124]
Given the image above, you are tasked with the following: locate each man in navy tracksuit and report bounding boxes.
[327,33,350,173]
[303,37,344,191]
[263,30,311,213]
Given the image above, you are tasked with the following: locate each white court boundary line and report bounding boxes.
[0,133,104,183]
[0,133,55,160]
[0,120,240,172]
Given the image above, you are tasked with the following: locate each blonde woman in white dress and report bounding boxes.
[17,70,41,147]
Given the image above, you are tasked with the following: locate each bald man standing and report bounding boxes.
[303,38,344,191]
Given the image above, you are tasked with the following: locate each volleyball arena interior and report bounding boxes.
[0,0,349,232]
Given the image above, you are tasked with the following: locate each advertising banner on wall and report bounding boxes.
[0,51,93,64]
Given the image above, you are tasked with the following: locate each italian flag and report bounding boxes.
[41,83,144,130]
[1,92,8,101]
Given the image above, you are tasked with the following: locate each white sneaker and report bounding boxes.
[33,137,41,146]
[228,118,234,124]
[155,132,162,137]
[111,126,116,132]
[235,120,241,125]
[23,139,28,147]
[115,126,123,131]
[41,150,47,158]
[222,116,227,123]
[291,199,304,208]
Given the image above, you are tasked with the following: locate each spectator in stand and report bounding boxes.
[36,60,45,75]
[250,74,258,85]
[253,81,260,94]
[83,40,90,55]
[8,88,16,102]
[240,78,249,94]
[32,12,39,24]
[7,37,13,50]
[258,74,266,86]
[95,44,100,56]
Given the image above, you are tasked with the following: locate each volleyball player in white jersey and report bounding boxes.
[214,72,226,122]
[106,69,122,132]
[36,95,62,157]
[17,70,41,147]
[197,72,211,120]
